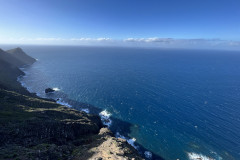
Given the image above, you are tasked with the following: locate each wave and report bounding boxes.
[115,132,138,149]
[56,98,72,108]
[56,98,90,113]
[99,109,112,127]
[53,87,60,91]
[144,151,153,159]
[17,69,30,89]
[115,132,152,159]
[187,152,216,160]
[17,75,29,90]
[81,108,90,113]
[18,69,90,114]
[98,108,153,159]
[18,66,150,158]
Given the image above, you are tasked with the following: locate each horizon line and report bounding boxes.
[0,37,240,51]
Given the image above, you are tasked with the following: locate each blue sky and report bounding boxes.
[0,0,239,49]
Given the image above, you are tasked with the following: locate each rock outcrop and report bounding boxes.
[72,128,143,160]
[45,88,55,93]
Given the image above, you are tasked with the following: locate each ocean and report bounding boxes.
[4,45,240,160]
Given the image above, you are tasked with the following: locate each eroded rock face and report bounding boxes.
[0,89,101,159]
[1,119,102,147]
[0,89,102,145]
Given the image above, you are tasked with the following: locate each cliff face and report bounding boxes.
[0,89,101,159]
[0,48,143,160]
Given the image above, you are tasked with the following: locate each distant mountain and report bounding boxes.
[0,48,34,93]
[6,47,36,65]
[0,48,24,67]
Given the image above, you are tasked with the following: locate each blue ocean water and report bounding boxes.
[9,46,240,160]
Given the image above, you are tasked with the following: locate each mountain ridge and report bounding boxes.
[6,47,36,65]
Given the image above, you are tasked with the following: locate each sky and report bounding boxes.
[0,0,239,49]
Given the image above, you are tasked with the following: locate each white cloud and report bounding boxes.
[35,38,64,41]
[0,37,239,50]
[96,38,112,41]
[228,41,240,46]
[69,38,112,41]
[124,37,173,43]
[123,37,240,50]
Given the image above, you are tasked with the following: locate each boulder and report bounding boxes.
[45,88,55,93]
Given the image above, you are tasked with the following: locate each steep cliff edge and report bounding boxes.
[0,48,143,160]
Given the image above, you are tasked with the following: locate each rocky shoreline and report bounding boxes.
[0,48,144,160]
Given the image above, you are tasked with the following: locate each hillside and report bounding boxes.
[0,48,31,94]
[0,48,25,67]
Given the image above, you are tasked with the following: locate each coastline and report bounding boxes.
[1,47,228,160]
[0,48,144,160]
[18,59,155,160]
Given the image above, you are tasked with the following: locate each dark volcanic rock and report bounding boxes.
[45,88,55,93]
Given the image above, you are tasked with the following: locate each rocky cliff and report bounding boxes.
[0,48,143,160]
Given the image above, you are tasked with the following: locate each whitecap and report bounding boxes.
[56,98,72,108]
[55,98,90,113]
[144,151,153,159]
[127,138,137,148]
[53,87,60,91]
[115,132,138,149]
[99,109,112,127]
[187,152,215,160]
[81,108,90,113]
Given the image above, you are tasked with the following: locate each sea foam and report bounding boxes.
[53,87,60,91]
[56,98,72,108]
[187,152,215,160]
[115,132,138,149]
[115,132,152,159]
[81,108,90,113]
[144,151,153,159]
[56,98,90,113]
[99,109,112,127]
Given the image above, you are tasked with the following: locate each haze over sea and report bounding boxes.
[6,45,240,160]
